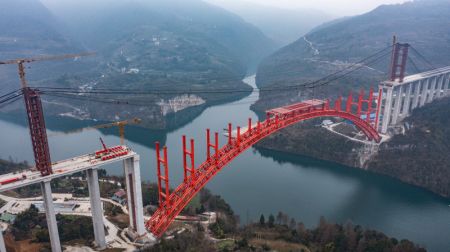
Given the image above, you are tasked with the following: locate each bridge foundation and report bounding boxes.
[41,181,62,252]
[124,155,145,236]
[87,168,107,250]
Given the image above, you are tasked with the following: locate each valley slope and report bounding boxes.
[254,0,450,111]
[1,0,276,129]
[254,0,450,198]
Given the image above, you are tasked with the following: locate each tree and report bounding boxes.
[259,214,265,226]
[268,214,275,228]
[97,169,107,178]
[345,222,357,251]
[281,212,289,226]
[289,218,297,230]
[236,237,249,248]
[297,222,308,243]
[276,211,283,225]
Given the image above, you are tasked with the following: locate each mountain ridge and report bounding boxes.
[1,0,276,129]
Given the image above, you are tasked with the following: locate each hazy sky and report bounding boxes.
[208,0,410,16]
[41,0,411,16]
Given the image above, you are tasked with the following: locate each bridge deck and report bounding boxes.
[266,99,325,116]
[0,146,136,192]
[384,66,450,86]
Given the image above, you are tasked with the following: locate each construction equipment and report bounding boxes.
[0,52,95,176]
[95,137,129,161]
[50,118,142,145]
[95,118,142,145]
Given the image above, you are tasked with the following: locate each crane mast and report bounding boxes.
[0,53,94,176]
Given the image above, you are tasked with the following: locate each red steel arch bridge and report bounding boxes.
[146,89,383,237]
[146,41,450,237]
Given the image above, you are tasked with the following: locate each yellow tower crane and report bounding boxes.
[51,118,141,145]
[94,118,142,145]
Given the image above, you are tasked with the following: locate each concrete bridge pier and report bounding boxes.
[0,227,6,252]
[87,168,107,250]
[379,67,450,134]
[391,85,403,125]
[400,82,411,118]
[380,86,394,134]
[445,73,450,96]
[124,155,145,237]
[428,76,438,103]
[420,78,429,106]
[411,80,421,110]
[41,180,62,252]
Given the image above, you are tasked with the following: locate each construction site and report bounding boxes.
[0,54,153,252]
[0,37,449,252]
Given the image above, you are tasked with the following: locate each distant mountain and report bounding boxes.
[45,0,275,72]
[206,0,334,46]
[0,0,85,88]
[25,0,276,129]
[0,0,79,58]
[256,0,450,92]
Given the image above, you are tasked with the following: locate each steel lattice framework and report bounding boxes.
[146,88,382,237]
[23,87,53,176]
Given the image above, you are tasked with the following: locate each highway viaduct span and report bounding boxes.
[0,149,145,252]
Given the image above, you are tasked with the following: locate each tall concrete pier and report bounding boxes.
[124,155,145,236]
[87,168,107,249]
[379,67,450,134]
[41,180,62,252]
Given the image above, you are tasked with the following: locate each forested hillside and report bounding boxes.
[1,0,275,129]
[368,96,450,197]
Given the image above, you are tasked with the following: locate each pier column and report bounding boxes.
[444,73,450,97]
[0,228,6,252]
[401,82,412,118]
[87,168,106,250]
[124,155,145,235]
[391,85,403,125]
[41,181,61,252]
[411,81,421,110]
[381,86,394,134]
[436,74,444,98]
[427,76,437,103]
[420,78,429,107]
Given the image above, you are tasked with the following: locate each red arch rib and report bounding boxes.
[146,106,381,237]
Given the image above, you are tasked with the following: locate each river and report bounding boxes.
[1,75,449,251]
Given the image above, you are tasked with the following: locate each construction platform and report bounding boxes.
[266,99,326,116]
[0,146,137,192]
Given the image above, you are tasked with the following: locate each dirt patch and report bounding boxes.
[107,213,129,229]
[4,233,47,252]
[250,238,310,252]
